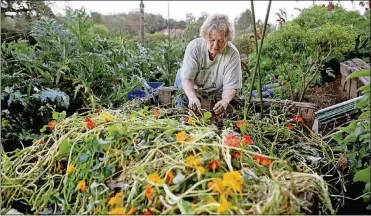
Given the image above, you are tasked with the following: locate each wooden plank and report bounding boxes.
[301,108,315,128]
[350,78,358,98]
[250,98,318,109]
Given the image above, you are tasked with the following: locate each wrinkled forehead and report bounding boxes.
[207,29,227,41]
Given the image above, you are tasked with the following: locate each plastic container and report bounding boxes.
[127,82,165,100]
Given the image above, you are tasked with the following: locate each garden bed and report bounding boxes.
[1,104,347,215]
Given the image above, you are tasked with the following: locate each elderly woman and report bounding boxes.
[174,14,242,115]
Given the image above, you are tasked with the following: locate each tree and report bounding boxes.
[91,12,103,24]
[1,0,54,18]
[234,9,253,35]
[186,13,195,24]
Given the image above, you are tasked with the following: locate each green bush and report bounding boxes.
[92,24,109,38]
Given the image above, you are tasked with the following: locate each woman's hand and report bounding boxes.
[213,99,229,115]
[188,97,201,111]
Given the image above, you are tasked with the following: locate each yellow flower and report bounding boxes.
[187,117,195,125]
[66,164,76,174]
[196,166,205,176]
[176,131,186,142]
[77,180,86,192]
[126,207,136,215]
[185,155,202,168]
[148,173,163,184]
[109,207,125,215]
[207,178,224,193]
[222,171,243,193]
[217,194,232,213]
[108,192,124,206]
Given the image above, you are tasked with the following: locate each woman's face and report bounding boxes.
[206,29,227,56]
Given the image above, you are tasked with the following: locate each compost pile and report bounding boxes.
[1,105,346,215]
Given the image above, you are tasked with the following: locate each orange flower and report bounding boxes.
[145,184,155,200]
[176,131,186,142]
[48,120,55,130]
[165,171,174,184]
[39,140,45,145]
[77,180,86,192]
[84,118,96,129]
[108,192,124,206]
[222,171,243,193]
[291,115,304,123]
[286,124,294,130]
[152,109,160,116]
[96,109,102,114]
[241,135,253,145]
[207,160,220,172]
[236,120,246,128]
[224,134,240,147]
[253,154,272,167]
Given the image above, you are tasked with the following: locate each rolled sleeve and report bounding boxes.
[181,42,199,80]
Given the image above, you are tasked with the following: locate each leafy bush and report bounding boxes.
[332,69,370,210]
[248,5,362,101]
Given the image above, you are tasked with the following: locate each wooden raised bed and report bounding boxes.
[340,58,370,98]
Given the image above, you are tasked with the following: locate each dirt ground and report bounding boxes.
[302,75,350,109]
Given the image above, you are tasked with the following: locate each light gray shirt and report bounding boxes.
[180,37,242,93]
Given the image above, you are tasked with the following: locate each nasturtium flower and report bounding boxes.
[48,120,55,130]
[222,171,243,193]
[231,152,241,160]
[39,140,45,145]
[66,164,76,174]
[185,155,202,168]
[235,120,246,128]
[108,192,124,206]
[95,109,102,114]
[241,135,253,145]
[291,115,304,123]
[185,117,195,125]
[109,207,125,215]
[207,178,224,193]
[152,109,160,116]
[253,154,272,167]
[217,194,232,213]
[148,173,163,184]
[196,166,205,176]
[286,124,294,130]
[77,180,86,192]
[143,209,152,215]
[165,171,174,184]
[145,184,155,200]
[84,117,96,129]
[224,134,240,147]
[126,207,136,215]
[176,131,186,142]
[207,160,220,172]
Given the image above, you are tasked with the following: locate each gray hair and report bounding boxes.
[199,14,235,41]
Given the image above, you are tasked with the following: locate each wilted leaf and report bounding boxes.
[79,153,89,162]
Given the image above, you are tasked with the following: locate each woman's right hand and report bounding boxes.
[188,97,201,111]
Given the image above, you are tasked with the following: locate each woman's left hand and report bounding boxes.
[213,100,229,115]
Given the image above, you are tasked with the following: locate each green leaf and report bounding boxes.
[202,111,212,121]
[52,112,59,120]
[354,125,363,137]
[353,166,370,183]
[358,84,370,93]
[59,139,71,155]
[364,182,370,193]
[331,132,344,143]
[79,153,89,162]
[177,199,193,214]
[346,69,370,80]
[103,165,116,177]
[343,134,357,143]
[40,125,47,133]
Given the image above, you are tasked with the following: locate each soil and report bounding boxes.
[302,75,350,109]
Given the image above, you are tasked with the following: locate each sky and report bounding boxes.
[49,1,367,24]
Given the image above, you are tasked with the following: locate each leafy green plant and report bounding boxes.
[332,69,370,210]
